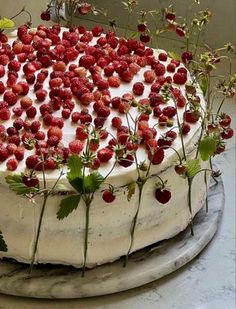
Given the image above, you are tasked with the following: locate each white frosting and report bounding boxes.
[0,28,208,267]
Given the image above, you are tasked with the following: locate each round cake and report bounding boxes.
[0,25,209,268]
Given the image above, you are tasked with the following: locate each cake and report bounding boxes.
[0,24,212,270]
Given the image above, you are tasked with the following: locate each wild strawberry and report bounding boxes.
[158,52,168,61]
[158,114,168,126]
[0,146,9,161]
[166,12,176,21]
[40,10,51,21]
[97,147,113,162]
[108,76,121,87]
[6,158,18,171]
[162,106,177,118]
[92,25,103,36]
[14,146,25,160]
[148,147,164,164]
[119,69,134,83]
[78,3,92,15]
[153,106,162,117]
[0,107,11,120]
[133,82,145,96]
[137,24,147,32]
[176,26,185,37]
[181,51,193,64]
[47,126,63,140]
[26,155,41,169]
[22,175,39,188]
[76,124,88,140]
[167,63,176,73]
[184,110,200,123]
[53,61,66,72]
[173,72,187,85]
[4,91,18,106]
[154,63,166,76]
[26,106,37,118]
[143,70,156,83]
[7,143,17,155]
[140,34,150,43]
[176,95,186,107]
[118,154,134,167]
[175,164,187,175]
[69,140,84,154]
[219,114,231,127]
[111,117,122,129]
[45,158,57,170]
[181,122,191,135]
[102,189,116,203]
[35,89,47,102]
[221,128,234,139]
[155,188,171,204]
[20,96,32,109]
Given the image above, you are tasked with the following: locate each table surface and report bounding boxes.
[0,99,235,309]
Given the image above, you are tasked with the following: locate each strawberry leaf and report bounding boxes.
[0,230,7,252]
[199,135,217,161]
[0,18,15,30]
[186,159,201,179]
[57,194,81,220]
[83,172,104,193]
[127,182,136,201]
[67,155,83,182]
[5,174,39,195]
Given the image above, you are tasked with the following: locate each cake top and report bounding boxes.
[0,24,204,186]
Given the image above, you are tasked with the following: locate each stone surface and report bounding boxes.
[0,179,224,299]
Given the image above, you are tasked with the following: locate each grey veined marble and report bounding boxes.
[0,179,224,299]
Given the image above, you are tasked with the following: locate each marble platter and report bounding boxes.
[0,179,224,299]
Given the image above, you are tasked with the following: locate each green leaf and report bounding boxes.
[67,155,83,183]
[57,194,81,220]
[199,135,217,161]
[199,76,208,96]
[0,230,7,252]
[5,174,39,195]
[186,159,201,179]
[168,51,181,61]
[69,177,84,193]
[127,182,136,201]
[83,172,104,193]
[0,18,15,29]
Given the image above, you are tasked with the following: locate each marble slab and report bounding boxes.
[0,179,224,299]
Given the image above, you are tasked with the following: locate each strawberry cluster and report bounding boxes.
[0,23,201,187]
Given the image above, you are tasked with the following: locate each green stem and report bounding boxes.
[204,169,208,213]
[82,195,93,277]
[124,180,145,267]
[28,191,48,274]
[187,178,194,236]
[215,98,225,119]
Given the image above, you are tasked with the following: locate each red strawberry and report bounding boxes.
[22,175,39,187]
[97,147,113,162]
[133,82,145,95]
[148,147,165,164]
[102,189,116,203]
[174,164,187,175]
[173,72,187,85]
[118,154,134,167]
[155,188,171,204]
[221,128,234,139]
[137,24,147,32]
[184,110,200,123]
